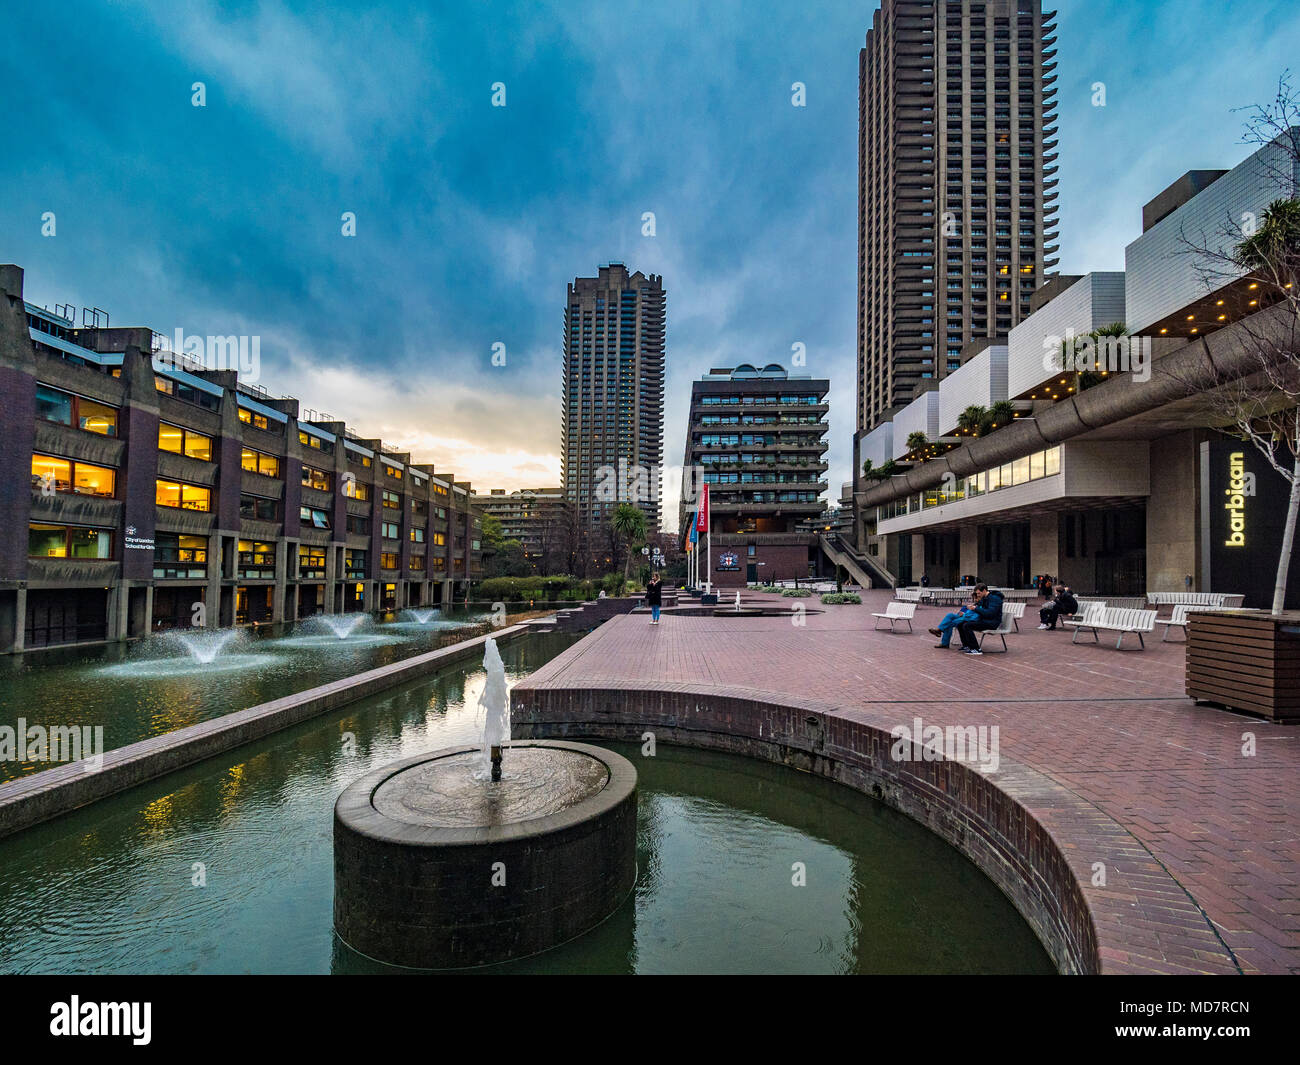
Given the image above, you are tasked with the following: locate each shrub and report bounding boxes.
[781,587,814,598]
[820,592,862,605]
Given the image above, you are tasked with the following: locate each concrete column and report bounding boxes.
[323,543,337,614]
[273,540,288,622]
[1147,431,1198,593]
[6,587,26,654]
[910,535,925,583]
[109,583,128,642]
[1029,511,1058,581]
[959,526,979,578]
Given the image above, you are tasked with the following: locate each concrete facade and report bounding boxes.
[0,265,482,653]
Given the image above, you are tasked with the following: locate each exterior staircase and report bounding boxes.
[819,535,896,590]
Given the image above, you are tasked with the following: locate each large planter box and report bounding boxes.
[1186,610,1300,722]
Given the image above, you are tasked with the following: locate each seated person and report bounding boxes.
[1037,584,1078,630]
[956,585,1005,655]
[929,602,980,648]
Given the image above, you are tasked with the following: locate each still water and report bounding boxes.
[0,632,1053,974]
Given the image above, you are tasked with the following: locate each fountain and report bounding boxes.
[403,607,440,625]
[735,591,742,611]
[168,629,241,664]
[318,614,367,640]
[333,636,638,968]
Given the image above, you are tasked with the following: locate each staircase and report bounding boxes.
[819,535,896,590]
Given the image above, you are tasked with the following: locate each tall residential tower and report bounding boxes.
[856,0,1058,443]
[561,264,665,566]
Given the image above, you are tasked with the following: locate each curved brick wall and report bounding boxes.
[512,683,1101,974]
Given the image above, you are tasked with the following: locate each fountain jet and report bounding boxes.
[478,637,509,781]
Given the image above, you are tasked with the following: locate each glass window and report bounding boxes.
[1012,456,1030,485]
[1030,451,1045,479]
[35,385,73,426]
[380,552,400,570]
[299,506,330,529]
[381,521,399,539]
[382,490,400,509]
[410,528,425,543]
[159,423,212,460]
[74,462,115,497]
[238,407,270,431]
[409,555,425,572]
[241,448,280,477]
[28,523,69,557]
[69,527,113,558]
[301,465,332,491]
[77,398,118,436]
[1044,446,1061,477]
[156,480,211,511]
[239,494,278,521]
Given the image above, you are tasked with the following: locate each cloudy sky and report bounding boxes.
[3,0,1298,531]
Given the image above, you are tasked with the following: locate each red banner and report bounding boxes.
[696,484,709,532]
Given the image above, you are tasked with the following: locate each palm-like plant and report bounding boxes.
[984,400,1017,433]
[957,405,987,436]
[906,431,929,456]
[610,503,647,580]
[1235,197,1300,282]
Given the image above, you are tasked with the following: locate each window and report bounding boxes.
[299,430,334,455]
[380,552,400,570]
[300,506,331,530]
[35,384,118,436]
[301,465,332,492]
[28,524,112,559]
[383,463,402,480]
[298,544,326,579]
[343,478,369,501]
[239,494,278,521]
[346,515,370,536]
[241,448,280,477]
[158,423,213,461]
[154,533,207,579]
[238,407,270,431]
[409,555,425,572]
[432,531,446,547]
[156,480,211,512]
[238,540,277,579]
[410,527,425,543]
[154,376,219,410]
[381,521,400,540]
[345,549,367,578]
[382,490,401,509]
[31,454,116,498]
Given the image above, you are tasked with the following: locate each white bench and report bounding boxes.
[895,588,924,602]
[872,601,916,632]
[1070,606,1158,649]
[1147,592,1235,608]
[945,601,1024,649]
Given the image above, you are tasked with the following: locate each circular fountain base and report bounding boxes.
[333,740,637,968]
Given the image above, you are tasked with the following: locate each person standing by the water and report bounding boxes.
[646,572,663,625]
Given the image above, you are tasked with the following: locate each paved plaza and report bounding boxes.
[518,589,1300,974]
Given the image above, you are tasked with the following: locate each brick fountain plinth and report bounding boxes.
[333,740,637,968]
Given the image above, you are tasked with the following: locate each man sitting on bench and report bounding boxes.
[1037,584,1077,631]
[956,584,1004,655]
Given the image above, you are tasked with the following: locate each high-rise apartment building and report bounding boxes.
[856,0,1058,445]
[680,365,829,587]
[561,264,665,564]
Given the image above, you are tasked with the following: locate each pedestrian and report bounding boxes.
[928,594,981,649]
[956,584,1004,655]
[920,573,930,588]
[645,572,663,625]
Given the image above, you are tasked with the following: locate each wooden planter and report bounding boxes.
[1186,610,1300,722]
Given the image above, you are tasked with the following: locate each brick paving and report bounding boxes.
[516,589,1300,974]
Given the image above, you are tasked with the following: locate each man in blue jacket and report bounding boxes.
[956,584,1004,655]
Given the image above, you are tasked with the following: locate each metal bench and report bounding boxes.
[1071,606,1158,649]
[872,601,916,632]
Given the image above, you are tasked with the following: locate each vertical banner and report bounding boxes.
[696,485,709,532]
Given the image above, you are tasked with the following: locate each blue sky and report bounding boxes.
[2,0,1298,532]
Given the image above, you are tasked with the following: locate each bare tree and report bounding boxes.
[1175,73,1300,613]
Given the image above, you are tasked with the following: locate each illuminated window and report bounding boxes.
[159,422,213,461]
[301,465,332,491]
[238,407,270,431]
[241,448,280,477]
[28,523,112,559]
[156,480,211,511]
[380,552,400,570]
[30,454,115,497]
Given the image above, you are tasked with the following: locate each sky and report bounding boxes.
[2,0,1298,533]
